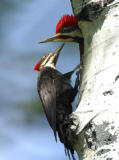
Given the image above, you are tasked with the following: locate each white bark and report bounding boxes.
[70,1,119,160]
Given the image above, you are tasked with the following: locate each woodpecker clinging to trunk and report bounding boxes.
[34,44,80,160]
[40,14,84,58]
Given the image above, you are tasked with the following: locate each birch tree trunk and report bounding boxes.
[69,1,119,159]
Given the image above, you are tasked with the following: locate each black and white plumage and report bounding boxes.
[34,44,80,159]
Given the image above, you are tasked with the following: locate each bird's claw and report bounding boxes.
[64,114,79,135]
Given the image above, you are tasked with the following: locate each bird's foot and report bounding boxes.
[68,114,80,135]
[64,114,80,138]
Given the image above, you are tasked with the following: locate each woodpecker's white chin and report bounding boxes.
[45,63,55,69]
[40,43,64,70]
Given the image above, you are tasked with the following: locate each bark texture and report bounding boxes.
[69,1,119,159]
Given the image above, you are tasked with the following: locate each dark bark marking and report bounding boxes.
[97,149,111,155]
[115,74,119,82]
[76,0,114,21]
[111,126,115,130]
[85,121,117,150]
[103,90,113,96]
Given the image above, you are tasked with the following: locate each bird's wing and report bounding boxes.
[54,70,74,97]
[70,0,82,16]
[38,77,57,141]
[57,66,77,82]
[61,64,80,80]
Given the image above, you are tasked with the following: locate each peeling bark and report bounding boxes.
[69,0,119,159]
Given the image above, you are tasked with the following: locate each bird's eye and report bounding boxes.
[61,26,78,33]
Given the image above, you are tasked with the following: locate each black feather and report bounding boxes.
[37,66,79,159]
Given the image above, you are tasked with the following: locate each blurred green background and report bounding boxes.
[0,0,80,159]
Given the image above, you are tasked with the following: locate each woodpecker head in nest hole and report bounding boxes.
[40,14,83,43]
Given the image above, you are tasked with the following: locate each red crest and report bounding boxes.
[56,14,78,34]
[34,59,41,71]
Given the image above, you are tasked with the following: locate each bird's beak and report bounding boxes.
[39,33,63,43]
[52,43,64,66]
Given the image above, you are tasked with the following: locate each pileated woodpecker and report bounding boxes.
[40,14,84,58]
[34,44,80,159]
